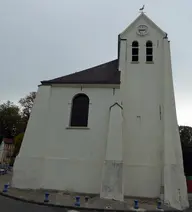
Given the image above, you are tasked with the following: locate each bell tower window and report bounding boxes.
[146,41,153,62]
[132,41,139,62]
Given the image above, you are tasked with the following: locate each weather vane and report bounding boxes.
[139,5,145,13]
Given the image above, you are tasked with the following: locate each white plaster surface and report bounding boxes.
[12,85,121,194]
[105,103,123,162]
[12,13,188,210]
[100,103,123,201]
[120,13,165,199]
[119,13,188,210]
[162,40,189,210]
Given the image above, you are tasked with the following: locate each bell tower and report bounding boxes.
[119,11,189,210]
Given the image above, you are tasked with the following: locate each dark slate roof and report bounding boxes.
[41,59,120,85]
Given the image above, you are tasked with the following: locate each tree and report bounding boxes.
[0,135,3,145]
[0,101,22,137]
[179,125,192,148]
[9,132,24,166]
[13,132,24,157]
[19,92,36,121]
[179,126,192,176]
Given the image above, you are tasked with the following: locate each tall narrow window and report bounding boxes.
[132,41,139,62]
[70,93,89,127]
[146,41,153,62]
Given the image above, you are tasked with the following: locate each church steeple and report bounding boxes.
[118,11,168,72]
[119,11,188,210]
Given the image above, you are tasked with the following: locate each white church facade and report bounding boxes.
[12,13,189,210]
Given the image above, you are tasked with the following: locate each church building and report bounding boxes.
[12,12,189,210]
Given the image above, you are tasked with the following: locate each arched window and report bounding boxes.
[132,41,139,62]
[146,41,153,62]
[70,93,89,127]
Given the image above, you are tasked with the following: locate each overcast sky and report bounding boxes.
[0,0,191,126]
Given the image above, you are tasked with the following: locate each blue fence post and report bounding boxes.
[3,184,9,193]
[157,200,162,209]
[75,196,80,206]
[0,169,5,175]
[44,192,49,203]
[134,200,139,209]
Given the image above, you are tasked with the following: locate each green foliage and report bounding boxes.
[10,132,24,166]
[179,125,192,148]
[13,132,24,157]
[0,101,22,137]
[19,92,36,121]
[0,92,36,138]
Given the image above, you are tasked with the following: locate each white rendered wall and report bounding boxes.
[12,85,121,193]
[120,15,165,198]
[12,13,188,210]
[162,40,189,210]
[12,85,52,188]
[119,13,188,210]
[100,103,123,201]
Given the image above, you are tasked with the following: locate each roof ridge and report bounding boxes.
[41,59,118,84]
[80,59,117,72]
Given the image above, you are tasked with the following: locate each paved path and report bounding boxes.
[0,195,68,212]
[0,172,189,211]
[2,194,192,212]
[0,173,162,211]
[1,193,192,211]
